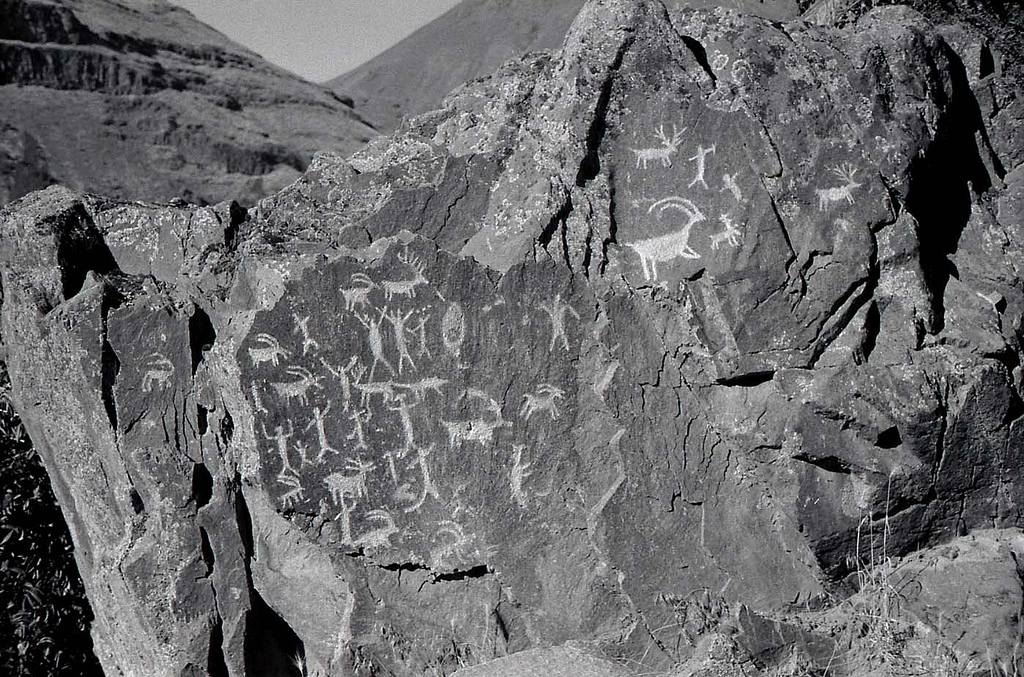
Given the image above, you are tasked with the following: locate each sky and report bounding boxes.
[168,0,464,83]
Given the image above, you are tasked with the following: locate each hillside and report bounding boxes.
[326,0,800,131]
[0,0,378,207]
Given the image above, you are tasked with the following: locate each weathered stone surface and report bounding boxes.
[2,0,1024,675]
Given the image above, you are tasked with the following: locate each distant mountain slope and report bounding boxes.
[0,0,378,206]
[326,0,799,131]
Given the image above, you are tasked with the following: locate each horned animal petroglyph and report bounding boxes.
[710,214,743,250]
[353,509,398,549]
[442,389,510,448]
[270,365,322,406]
[625,197,707,280]
[324,458,376,507]
[381,250,430,301]
[248,333,290,367]
[340,273,375,311]
[631,124,686,169]
[396,377,447,402]
[520,384,565,421]
[815,163,862,211]
[141,353,174,392]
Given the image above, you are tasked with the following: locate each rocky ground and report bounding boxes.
[2,0,1024,676]
[0,0,378,208]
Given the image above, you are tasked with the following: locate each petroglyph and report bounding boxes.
[320,355,360,411]
[731,58,753,86]
[520,384,565,421]
[395,377,447,402]
[387,394,419,451]
[631,124,685,169]
[710,214,743,250]
[141,353,174,392]
[509,444,532,509]
[249,333,290,367]
[442,389,510,448]
[385,309,417,374]
[721,173,743,202]
[626,197,707,280]
[353,509,398,549]
[815,163,862,211]
[381,249,430,301]
[355,308,395,380]
[293,314,319,355]
[401,443,441,513]
[537,295,579,352]
[278,472,305,508]
[270,366,322,406]
[432,520,470,563]
[345,408,372,450]
[325,458,376,507]
[304,403,340,464]
[352,374,398,407]
[251,383,269,415]
[409,313,432,358]
[687,144,716,190]
[711,50,729,72]
[341,273,375,311]
[263,421,305,507]
[441,302,467,360]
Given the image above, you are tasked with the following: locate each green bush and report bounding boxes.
[0,363,103,676]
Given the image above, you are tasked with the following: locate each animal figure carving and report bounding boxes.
[381,250,430,301]
[324,458,376,507]
[270,366,322,406]
[442,389,510,448]
[248,333,290,367]
[141,353,174,392]
[631,124,685,169]
[625,197,707,280]
[520,384,565,421]
[815,163,862,211]
[710,213,743,250]
[353,509,398,549]
[340,273,375,311]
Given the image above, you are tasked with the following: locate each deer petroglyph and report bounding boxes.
[325,458,376,508]
[815,163,862,211]
[631,124,686,169]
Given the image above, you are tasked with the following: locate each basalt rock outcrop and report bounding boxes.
[0,0,377,207]
[3,0,1024,675]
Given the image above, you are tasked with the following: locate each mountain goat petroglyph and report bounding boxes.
[340,273,375,311]
[815,163,862,211]
[270,365,322,406]
[325,458,376,508]
[141,353,174,392]
[520,384,565,421]
[631,124,685,169]
[626,196,707,280]
[248,333,290,367]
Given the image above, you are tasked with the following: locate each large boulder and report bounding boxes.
[2,0,1023,675]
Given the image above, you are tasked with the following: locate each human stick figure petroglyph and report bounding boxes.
[710,213,743,250]
[381,249,432,301]
[355,307,396,380]
[520,384,565,421]
[409,313,432,358]
[293,314,319,356]
[509,444,533,509]
[320,355,360,411]
[304,403,340,464]
[270,366,323,406]
[631,124,686,169]
[340,273,375,311]
[625,197,707,280]
[262,421,303,506]
[250,383,269,415]
[345,408,372,451]
[385,309,417,374]
[324,458,376,507]
[537,295,579,352]
[721,173,743,202]
[688,144,716,190]
[402,443,441,513]
[815,163,862,211]
[141,353,174,392]
[248,333,290,367]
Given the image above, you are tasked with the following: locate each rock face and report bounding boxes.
[2,0,1024,675]
[0,0,377,207]
[326,0,800,132]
